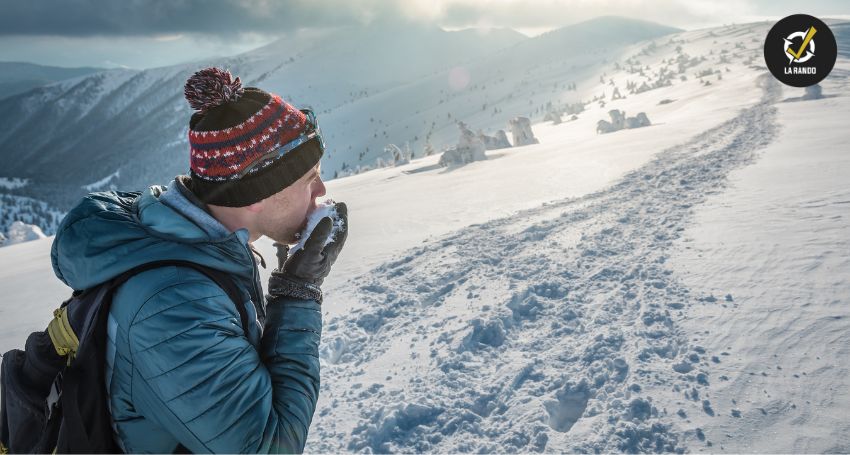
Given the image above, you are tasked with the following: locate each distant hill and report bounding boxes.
[0,61,107,100]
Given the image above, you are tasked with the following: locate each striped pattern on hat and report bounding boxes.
[189,93,307,182]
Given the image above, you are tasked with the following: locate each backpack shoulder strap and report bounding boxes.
[110,260,251,333]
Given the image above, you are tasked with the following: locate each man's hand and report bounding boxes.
[268,202,348,303]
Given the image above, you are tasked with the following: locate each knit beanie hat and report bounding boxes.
[184,67,323,207]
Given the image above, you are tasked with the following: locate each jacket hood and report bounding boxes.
[51,184,255,291]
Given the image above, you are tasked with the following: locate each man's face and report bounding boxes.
[258,163,326,244]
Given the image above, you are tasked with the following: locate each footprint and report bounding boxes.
[544,379,592,432]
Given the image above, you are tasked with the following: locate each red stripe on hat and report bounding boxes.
[190,101,309,179]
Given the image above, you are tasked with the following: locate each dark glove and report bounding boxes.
[267,202,348,304]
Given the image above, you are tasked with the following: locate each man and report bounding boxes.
[49,67,347,453]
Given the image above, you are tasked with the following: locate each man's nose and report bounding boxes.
[313,177,327,198]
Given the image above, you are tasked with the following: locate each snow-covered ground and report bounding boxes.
[0,177,28,190]
[666,78,850,452]
[298,72,786,452]
[1,21,848,452]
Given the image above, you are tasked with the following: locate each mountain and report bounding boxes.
[0,20,530,211]
[0,16,678,221]
[0,61,106,100]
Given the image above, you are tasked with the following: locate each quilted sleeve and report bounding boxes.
[127,275,321,454]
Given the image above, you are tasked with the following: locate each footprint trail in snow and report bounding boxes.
[309,74,781,453]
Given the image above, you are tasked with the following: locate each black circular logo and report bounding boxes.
[764,14,837,87]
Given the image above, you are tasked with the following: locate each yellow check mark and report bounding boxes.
[786,26,817,60]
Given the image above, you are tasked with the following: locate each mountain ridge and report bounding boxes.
[0,16,680,218]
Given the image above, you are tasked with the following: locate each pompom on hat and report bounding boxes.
[184,67,324,207]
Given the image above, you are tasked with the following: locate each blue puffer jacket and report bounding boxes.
[50,178,321,453]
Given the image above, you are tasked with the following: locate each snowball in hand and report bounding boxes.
[289,199,345,254]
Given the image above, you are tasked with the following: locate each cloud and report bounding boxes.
[1,0,844,38]
[151,34,184,42]
[0,0,754,38]
[436,0,746,29]
[0,0,409,37]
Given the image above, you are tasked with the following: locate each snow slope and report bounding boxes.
[299,72,784,453]
[294,22,849,452]
[0,61,105,101]
[278,23,770,308]
[1,20,848,453]
[666,70,850,452]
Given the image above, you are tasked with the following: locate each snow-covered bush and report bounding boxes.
[4,221,46,246]
[597,110,651,134]
[625,112,651,129]
[544,110,562,125]
[438,122,487,167]
[386,144,412,166]
[508,116,539,146]
[477,129,511,150]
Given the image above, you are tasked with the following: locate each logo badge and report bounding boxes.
[764,14,837,87]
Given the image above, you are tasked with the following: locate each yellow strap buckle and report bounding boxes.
[47,307,79,362]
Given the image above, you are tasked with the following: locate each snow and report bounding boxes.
[665,82,850,452]
[273,56,764,292]
[0,193,64,238]
[1,20,849,453]
[288,199,345,255]
[4,221,47,246]
[81,169,120,192]
[508,116,539,146]
[0,239,65,348]
[51,69,140,119]
[0,177,28,190]
[438,121,487,167]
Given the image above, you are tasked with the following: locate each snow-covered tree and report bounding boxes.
[438,121,488,167]
[508,117,539,146]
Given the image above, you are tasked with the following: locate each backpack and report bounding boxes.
[0,260,250,454]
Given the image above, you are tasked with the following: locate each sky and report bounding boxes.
[0,0,847,69]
